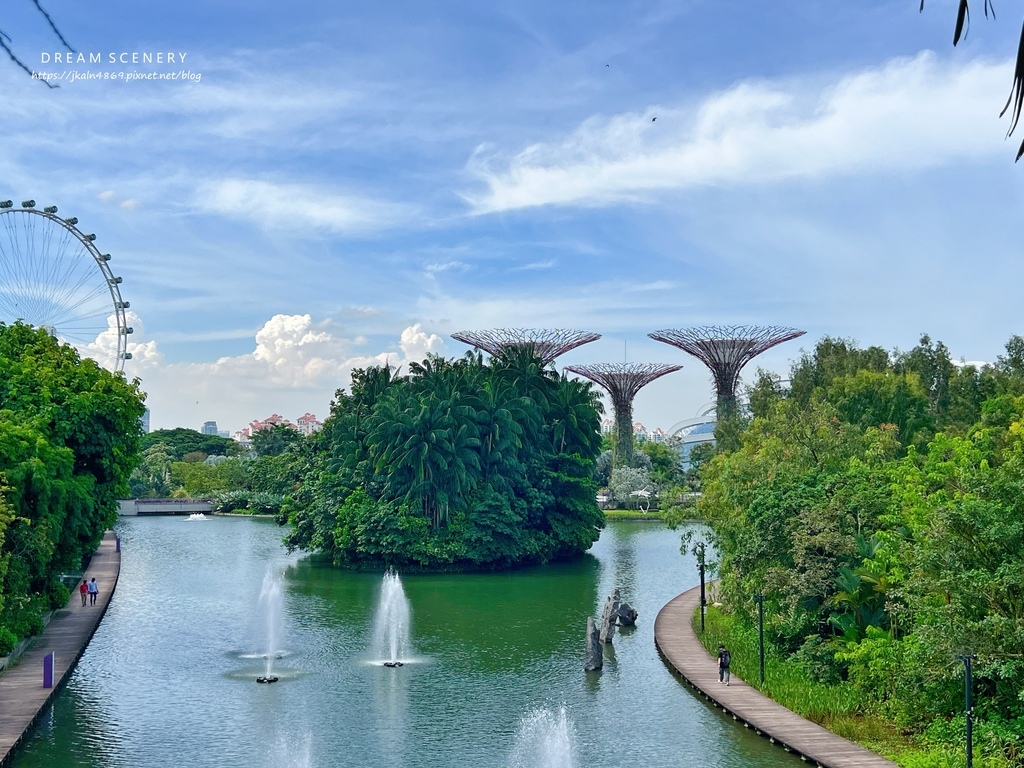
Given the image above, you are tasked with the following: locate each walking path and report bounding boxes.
[0,531,120,767]
[654,585,898,768]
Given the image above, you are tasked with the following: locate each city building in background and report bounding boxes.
[668,403,718,468]
[296,413,322,435]
[231,412,322,446]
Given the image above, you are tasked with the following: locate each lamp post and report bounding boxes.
[693,541,706,633]
[754,593,765,685]
[959,654,976,768]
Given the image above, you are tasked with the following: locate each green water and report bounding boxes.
[11,517,801,767]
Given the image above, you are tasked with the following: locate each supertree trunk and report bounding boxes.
[612,395,636,468]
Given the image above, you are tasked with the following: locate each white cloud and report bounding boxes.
[399,323,446,360]
[198,178,413,234]
[465,52,1012,213]
[84,311,163,371]
[111,314,448,432]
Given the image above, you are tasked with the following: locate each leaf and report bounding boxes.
[1000,20,1024,162]
[953,0,970,46]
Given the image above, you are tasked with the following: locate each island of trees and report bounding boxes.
[284,350,604,569]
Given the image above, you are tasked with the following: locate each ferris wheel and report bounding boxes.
[0,199,133,370]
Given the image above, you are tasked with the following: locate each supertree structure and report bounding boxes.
[563,363,682,468]
[648,325,805,416]
[450,328,601,366]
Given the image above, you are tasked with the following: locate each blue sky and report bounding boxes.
[2,0,1023,433]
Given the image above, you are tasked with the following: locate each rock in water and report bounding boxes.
[584,617,603,671]
[599,590,621,643]
[615,602,638,626]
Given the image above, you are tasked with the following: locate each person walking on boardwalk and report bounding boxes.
[79,580,88,607]
[88,577,98,606]
[717,644,731,685]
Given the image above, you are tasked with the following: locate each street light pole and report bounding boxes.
[694,541,706,633]
[959,654,975,768]
[755,593,765,685]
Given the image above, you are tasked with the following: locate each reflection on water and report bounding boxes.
[10,518,802,768]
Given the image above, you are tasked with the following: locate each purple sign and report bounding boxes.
[42,651,55,688]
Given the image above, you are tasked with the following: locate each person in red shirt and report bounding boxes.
[79,580,88,607]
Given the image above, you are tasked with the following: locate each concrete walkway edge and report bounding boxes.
[0,530,121,767]
[654,585,898,768]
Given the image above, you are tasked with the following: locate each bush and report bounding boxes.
[791,633,846,685]
[212,490,285,515]
[248,492,284,515]
[49,581,71,610]
[0,626,17,656]
[212,490,252,513]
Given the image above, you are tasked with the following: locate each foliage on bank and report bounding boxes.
[0,323,146,654]
[695,334,1024,767]
[285,350,605,570]
[130,423,305,516]
[695,606,1012,768]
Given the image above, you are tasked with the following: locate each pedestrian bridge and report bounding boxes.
[117,499,214,516]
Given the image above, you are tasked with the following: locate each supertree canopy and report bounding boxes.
[564,362,682,468]
[648,325,805,415]
[450,328,600,365]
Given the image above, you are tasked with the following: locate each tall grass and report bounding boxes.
[696,606,859,720]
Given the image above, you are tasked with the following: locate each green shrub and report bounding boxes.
[212,490,250,513]
[0,626,17,656]
[791,633,846,685]
[49,581,70,610]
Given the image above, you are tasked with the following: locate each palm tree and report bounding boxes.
[368,365,482,526]
[547,376,603,458]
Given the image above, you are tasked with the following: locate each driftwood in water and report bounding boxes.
[584,616,603,671]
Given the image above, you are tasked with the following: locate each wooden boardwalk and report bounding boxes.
[654,585,897,768]
[0,531,120,767]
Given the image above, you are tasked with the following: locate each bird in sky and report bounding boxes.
[651,116,657,122]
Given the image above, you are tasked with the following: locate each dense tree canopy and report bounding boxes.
[285,350,604,570]
[140,428,243,460]
[0,323,146,653]
[698,333,1024,757]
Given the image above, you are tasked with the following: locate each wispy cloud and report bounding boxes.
[425,260,472,273]
[513,259,556,270]
[465,52,1011,213]
[197,178,416,235]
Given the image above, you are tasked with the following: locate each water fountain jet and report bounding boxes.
[256,570,284,683]
[372,568,411,666]
[509,707,577,768]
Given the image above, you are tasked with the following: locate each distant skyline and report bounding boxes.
[3,0,1023,433]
